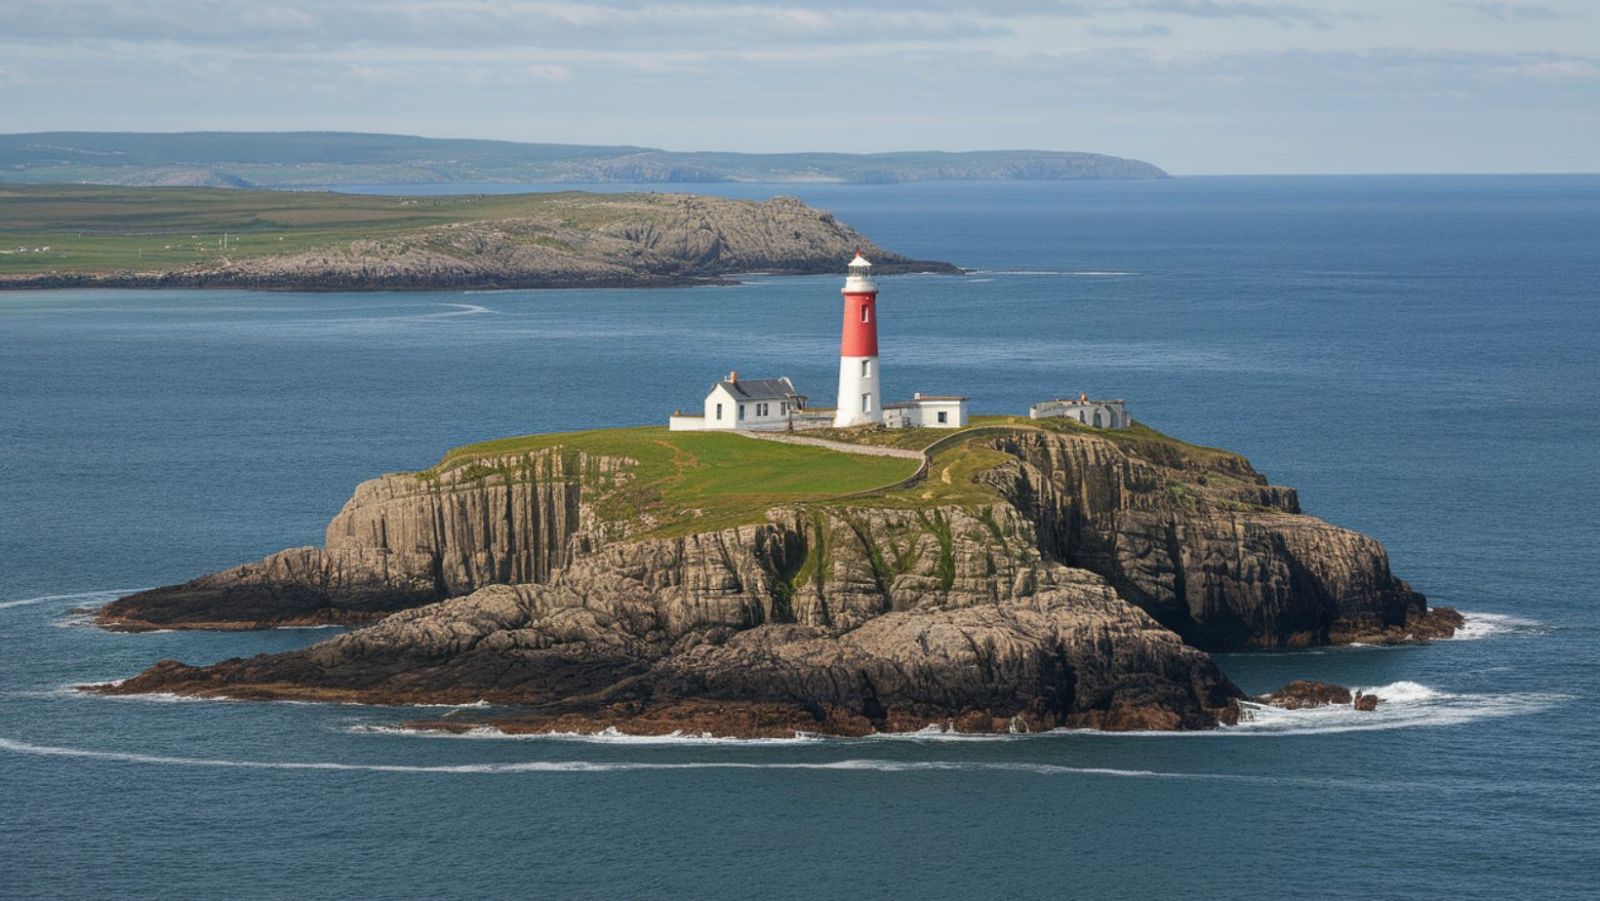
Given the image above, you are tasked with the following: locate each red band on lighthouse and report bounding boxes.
[840,290,879,357]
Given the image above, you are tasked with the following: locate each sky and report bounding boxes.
[0,0,1595,174]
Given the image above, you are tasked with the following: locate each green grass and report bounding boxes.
[419,416,1252,539]
[0,184,676,276]
[424,426,920,538]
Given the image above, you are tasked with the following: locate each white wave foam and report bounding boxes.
[1362,680,1438,703]
[436,302,492,315]
[87,689,243,704]
[0,737,1221,779]
[344,723,824,746]
[1449,611,1543,640]
[865,724,1035,743]
[0,588,146,611]
[1225,681,1566,736]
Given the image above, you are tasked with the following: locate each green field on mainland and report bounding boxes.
[0,184,667,276]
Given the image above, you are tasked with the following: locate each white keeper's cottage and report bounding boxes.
[669,372,807,432]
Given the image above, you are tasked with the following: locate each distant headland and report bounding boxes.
[0,186,957,291]
[0,131,1168,188]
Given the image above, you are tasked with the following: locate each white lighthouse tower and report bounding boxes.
[834,252,882,427]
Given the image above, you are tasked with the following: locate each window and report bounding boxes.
[937,411,948,424]
[739,404,746,420]
[860,359,871,378]
[861,393,872,413]
[755,403,768,417]
[780,402,787,414]
[861,305,870,323]
[715,403,723,421]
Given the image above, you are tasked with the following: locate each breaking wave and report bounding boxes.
[1225,681,1568,736]
[1450,611,1544,640]
[0,737,1225,779]
[0,588,143,612]
[345,724,824,746]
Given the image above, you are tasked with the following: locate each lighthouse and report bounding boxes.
[834,251,882,427]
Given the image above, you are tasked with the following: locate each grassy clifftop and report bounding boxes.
[421,427,923,538]
[414,417,1251,539]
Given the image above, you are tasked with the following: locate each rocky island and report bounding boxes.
[95,418,1459,736]
[0,186,955,291]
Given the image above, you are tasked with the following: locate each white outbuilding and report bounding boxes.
[882,394,969,429]
[669,372,808,431]
[1029,394,1130,429]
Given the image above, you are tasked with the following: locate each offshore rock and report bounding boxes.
[1259,680,1354,710]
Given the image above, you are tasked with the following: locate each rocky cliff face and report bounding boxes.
[978,430,1432,648]
[97,422,1448,734]
[106,504,1241,733]
[98,448,615,630]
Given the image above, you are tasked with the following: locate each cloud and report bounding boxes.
[1089,23,1173,37]
[1455,2,1565,20]
[1124,0,1330,25]
[0,1,1015,50]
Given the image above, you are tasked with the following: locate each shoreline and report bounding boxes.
[0,262,963,294]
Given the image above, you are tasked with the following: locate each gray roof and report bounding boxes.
[717,377,802,401]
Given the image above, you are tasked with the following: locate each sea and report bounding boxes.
[1,175,1597,900]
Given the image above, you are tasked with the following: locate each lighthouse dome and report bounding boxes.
[844,251,876,292]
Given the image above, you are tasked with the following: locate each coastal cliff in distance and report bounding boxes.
[97,420,1458,737]
[0,187,956,291]
[0,131,1168,188]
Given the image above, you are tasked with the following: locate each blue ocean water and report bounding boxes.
[1,176,1597,900]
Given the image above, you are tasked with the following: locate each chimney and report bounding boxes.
[728,370,738,383]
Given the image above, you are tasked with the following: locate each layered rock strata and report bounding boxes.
[980,430,1435,648]
[99,448,613,631]
[105,506,1242,733]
